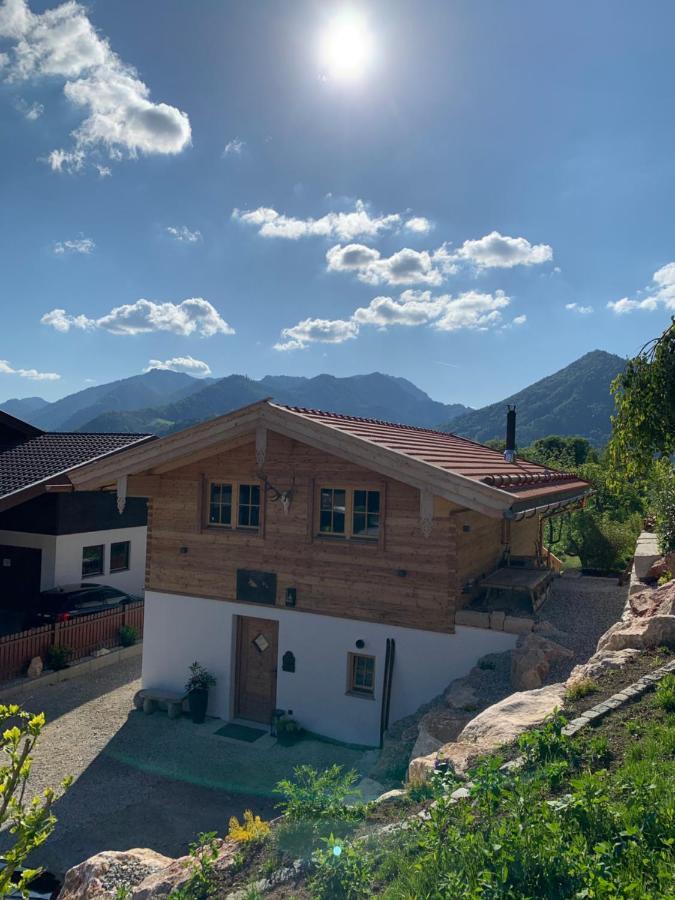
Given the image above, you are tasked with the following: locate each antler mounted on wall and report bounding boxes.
[260,473,296,515]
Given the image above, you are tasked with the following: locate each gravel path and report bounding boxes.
[539,575,629,682]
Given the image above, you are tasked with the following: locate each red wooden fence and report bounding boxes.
[0,601,144,684]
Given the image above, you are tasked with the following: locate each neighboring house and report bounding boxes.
[0,410,153,618]
[68,401,590,746]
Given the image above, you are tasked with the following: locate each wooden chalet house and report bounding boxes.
[69,401,590,746]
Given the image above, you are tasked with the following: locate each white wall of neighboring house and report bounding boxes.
[0,525,147,594]
[143,590,517,747]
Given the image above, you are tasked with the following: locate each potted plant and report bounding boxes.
[185,661,216,724]
[276,712,303,746]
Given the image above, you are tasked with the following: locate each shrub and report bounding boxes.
[517,712,576,766]
[118,624,138,647]
[185,661,216,693]
[0,705,71,897]
[654,674,675,713]
[565,678,600,701]
[169,832,220,900]
[572,510,641,572]
[651,459,675,554]
[275,765,361,822]
[309,835,373,899]
[46,645,71,671]
[228,810,270,844]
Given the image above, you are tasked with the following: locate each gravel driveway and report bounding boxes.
[6,655,370,878]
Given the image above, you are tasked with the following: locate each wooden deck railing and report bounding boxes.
[0,601,144,684]
[543,548,564,573]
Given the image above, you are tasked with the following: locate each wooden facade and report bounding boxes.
[140,430,538,634]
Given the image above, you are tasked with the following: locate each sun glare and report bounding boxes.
[319,11,374,83]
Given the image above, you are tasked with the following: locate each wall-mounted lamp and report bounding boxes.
[285,587,297,607]
[179,546,189,555]
[462,525,471,533]
[396,569,407,577]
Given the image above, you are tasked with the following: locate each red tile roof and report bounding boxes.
[278,406,590,503]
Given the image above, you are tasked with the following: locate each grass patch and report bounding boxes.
[564,677,600,701]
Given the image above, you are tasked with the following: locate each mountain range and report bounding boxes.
[0,349,626,446]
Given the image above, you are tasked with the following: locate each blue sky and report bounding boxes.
[1,0,674,408]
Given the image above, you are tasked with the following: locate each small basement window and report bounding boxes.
[348,653,375,697]
[110,540,130,573]
[82,544,104,578]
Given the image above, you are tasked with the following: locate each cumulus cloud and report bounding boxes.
[275,289,512,350]
[144,355,212,376]
[608,262,675,315]
[41,298,234,337]
[166,225,201,243]
[53,236,94,254]
[16,97,42,118]
[455,231,553,268]
[233,199,401,241]
[0,358,60,380]
[512,314,527,325]
[274,317,359,352]
[222,137,245,156]
[565,302,594,315]
[326,243,458,286]
[404,216,432,234]
[0,0,191,172]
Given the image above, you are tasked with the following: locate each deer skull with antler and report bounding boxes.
[261,474,295,514]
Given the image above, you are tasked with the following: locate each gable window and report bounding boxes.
[110,540,130,573]
[320,488,346,535]
[318,487,380,541]
[238,483,261,529]
[348,653,375,697]
[82,544,104,578]
[209,483,233,526]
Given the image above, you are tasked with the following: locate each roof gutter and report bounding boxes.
[503,490,592,521]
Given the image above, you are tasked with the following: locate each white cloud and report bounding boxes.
[275,289,512,350]
[608,261,675,315]
[512,314,527,325]
[326,243,455,286]
[223,137,245,156]
[565,302,594,315]
[274,317,359,351]
[16,97,42,118]
[0,0,191,172]
[144,355,212,376]
[455,231,553,268]
[233,199,401,241]
[53,236,94,254]
[41,298,234,337]
[166,225,202,243]
[0,358,60,380]
[404,216,432,234]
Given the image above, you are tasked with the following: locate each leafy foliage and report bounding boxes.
[118,624,138,647]
[0,705,71,898]
[608,318,675,482]
[654,674,675,713]
[564,678,600,701]
[185,662,216,693]
[651,458,675,554]
[309,835,374,900]
[168,832,220,900]
[228,810,271,844]
[45,645,71,671]
[275,765,361,823]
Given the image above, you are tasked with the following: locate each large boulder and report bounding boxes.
[643,552,675,583]
[408,683,566,781]
[410,707,474,760]
[598,579,675,652]
[59,849,173,900]
[510,634,574,691]
[132,840,238,899]
[566,648,641,685]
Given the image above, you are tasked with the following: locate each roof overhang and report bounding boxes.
[67,401,592,519]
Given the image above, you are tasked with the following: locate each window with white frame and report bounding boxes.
[318,487,381,540]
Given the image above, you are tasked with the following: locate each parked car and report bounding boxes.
[28,583,142,625]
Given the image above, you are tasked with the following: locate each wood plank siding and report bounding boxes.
[144,431,460,633]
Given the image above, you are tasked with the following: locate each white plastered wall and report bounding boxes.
[142,590,517,747]
[0,526,146,594]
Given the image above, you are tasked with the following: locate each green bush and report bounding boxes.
[309,835,373,900]
[565,678,600,701]
[651,459,675,554]
[654,674,675,713]
[46,645,71,671]
[118,624,138,647]
[571,510,641,572]
[275,765,361,823]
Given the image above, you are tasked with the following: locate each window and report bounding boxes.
[82,544,104,578]
[320,488,346,535]
[209,482,233,526]
[353,490,380,539]
[110,540,130,573]
[348,653,375,697]
[207,481,262,532]
[238,484,261,529]
[318,488,381,540]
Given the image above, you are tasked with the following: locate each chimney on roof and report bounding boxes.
[504,406,516,463]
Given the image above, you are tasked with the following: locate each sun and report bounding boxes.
[318,11,374,83]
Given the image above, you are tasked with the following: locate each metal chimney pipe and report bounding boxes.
[504,406,516,463]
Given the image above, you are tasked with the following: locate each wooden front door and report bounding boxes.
[235,616,279,724]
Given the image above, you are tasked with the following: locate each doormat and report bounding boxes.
[215,723,266,743]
